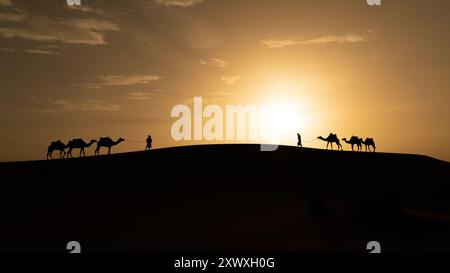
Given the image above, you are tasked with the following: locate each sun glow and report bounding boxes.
[257,80,313,145]
[264,100,310,145]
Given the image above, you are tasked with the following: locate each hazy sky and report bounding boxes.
[1,0,449,162]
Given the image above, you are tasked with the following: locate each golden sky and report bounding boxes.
[0,0,449,161]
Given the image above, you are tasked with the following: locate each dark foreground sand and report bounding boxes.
[0,144,449,253]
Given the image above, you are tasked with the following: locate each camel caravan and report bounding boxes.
[46,132,376,160]
[47,137,125,159]
[317,133,376,152]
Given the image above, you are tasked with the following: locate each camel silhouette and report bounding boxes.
[67,139,97,158]
[95,137,125,155]
[361,138,376,152]
[317,133,343,151]
[47,140,68,160]
[342,136,363,151]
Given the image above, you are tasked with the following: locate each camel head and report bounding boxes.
[118,138,125,143]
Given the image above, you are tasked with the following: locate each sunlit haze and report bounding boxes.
[1,0,449,161]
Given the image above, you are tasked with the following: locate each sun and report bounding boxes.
[270,101,298,130]
[264,100,308,144]
[256,79,314,144]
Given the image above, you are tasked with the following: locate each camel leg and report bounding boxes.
[108,147,111,154]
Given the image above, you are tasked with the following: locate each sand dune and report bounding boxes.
[0,144,449,253]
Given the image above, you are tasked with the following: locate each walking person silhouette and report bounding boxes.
[297,133,303,147]
[145,135,153,151]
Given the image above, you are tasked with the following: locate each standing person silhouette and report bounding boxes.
[145,135,153,151]
[297,133,303,147]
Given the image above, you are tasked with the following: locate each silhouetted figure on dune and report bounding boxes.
[145,135,153,151]
[361,138,376,152]
[95,137,125,155]
[67,138,97,158]
[342,136,362,151]
[297,133,302,147]
[317,133,343,151]
[47,140,68,160]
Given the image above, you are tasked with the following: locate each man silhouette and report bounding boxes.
[297,133,303,147]
[145,135,153,150]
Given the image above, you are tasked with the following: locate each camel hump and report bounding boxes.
[70,138,80,143]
